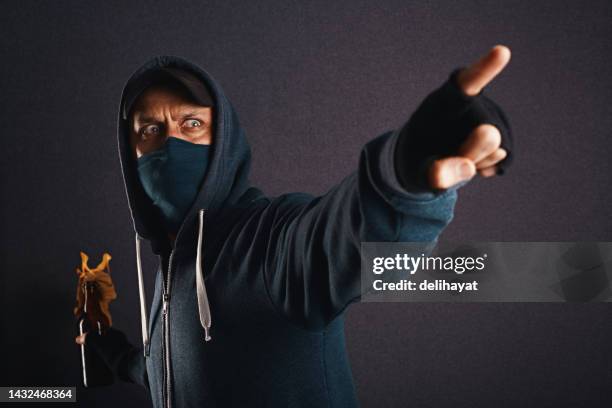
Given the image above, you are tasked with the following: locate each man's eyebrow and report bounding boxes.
[133,114,159,124]
[179,111,204,119]
[132,109,208,125]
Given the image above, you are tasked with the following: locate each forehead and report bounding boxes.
[130,84,208,120]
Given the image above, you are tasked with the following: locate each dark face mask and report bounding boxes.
[137,137,211,234]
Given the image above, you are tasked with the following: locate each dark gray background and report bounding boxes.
[1,1,611,407]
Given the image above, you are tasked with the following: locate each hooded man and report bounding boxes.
[76,46,513,407]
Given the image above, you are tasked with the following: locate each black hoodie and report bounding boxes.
[86,55,459,408]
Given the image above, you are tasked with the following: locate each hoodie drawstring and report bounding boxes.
[135,233,150,357]
[134,209,212,358]
[196,209,212,341]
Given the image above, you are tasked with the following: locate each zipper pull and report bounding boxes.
[162,293,170,314]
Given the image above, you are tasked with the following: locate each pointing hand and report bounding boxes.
[395,45,513,192]
[430,45,511,188]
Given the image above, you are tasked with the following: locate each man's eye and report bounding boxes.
[140,125,161,139]
[184,119,202,128]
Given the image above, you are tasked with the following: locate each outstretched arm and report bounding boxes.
[262,46,513,330]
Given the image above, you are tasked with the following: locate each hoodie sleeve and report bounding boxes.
[86,327,150,390]
[262,128,458,331]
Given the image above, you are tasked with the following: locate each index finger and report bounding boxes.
[456,45,511,96]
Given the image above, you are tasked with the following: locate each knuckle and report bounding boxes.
[475,124,501,149]
[480,149,506,168]
[479,167,496,177]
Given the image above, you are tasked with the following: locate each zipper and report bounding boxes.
[160,208,208,408]
[161,248,175,408]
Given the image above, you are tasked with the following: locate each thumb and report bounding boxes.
[428,157,476,189]
[75,332,88,345]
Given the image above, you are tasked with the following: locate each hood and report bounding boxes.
[116,56,263,349]
[117,55,257,257]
